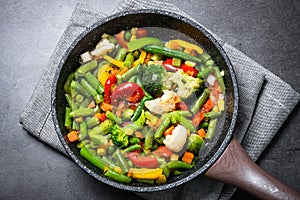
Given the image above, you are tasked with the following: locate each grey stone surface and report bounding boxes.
[0,0,299,199]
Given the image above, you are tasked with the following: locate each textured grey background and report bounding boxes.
[1,0,299,199]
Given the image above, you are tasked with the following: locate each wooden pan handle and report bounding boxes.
[205,137,300,200]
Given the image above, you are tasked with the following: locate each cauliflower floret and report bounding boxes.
[90,38,115,58]
[144,90,179,115]
[163,70,202,99]
[163,125,187,152]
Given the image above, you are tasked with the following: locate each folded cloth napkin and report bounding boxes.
[19,0,300,199]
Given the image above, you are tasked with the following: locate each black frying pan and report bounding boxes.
[51,10,299,199]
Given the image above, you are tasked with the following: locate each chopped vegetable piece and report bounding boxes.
[181,151,194,164]
[129,168,163,179]
[67,131,79,142]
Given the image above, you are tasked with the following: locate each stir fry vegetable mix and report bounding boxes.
[63,28,225,184]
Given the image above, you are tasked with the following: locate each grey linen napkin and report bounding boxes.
[19,1,300,199]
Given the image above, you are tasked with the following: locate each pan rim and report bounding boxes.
[51,9,239,192]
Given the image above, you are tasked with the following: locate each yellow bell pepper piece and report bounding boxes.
[133,50,146,67]
[103,55,124,69]
[129,168,163,179]
[167,39,204,55]
[97,64,113,86]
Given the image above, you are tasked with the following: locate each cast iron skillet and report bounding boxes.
[52,10,300,199]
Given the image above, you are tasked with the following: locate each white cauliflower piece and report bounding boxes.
[90,38,115,58]
[144,90,179,115]
[163,125,187,152]
[163,70,202,99]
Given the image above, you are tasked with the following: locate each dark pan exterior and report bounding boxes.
[51,9,238,192]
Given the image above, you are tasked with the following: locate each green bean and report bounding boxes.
[80,146,106,170]
[84,72,104,94]
[72,120,79,131]
[71,80,91,97]
[104,169,132,183]
[80,78,103,104]
[172,170,183,176]
[128,37,163,51]
[206,118,218,140]
[143,45,202,63]
[123,144,141,153]
[65,94,77,111]
[124,52,134,68]
[79,98,91,108]
[115,48,127,61]
[131,96,151,121]
[76,60,98,75]
[205,59,214,67]
[129,137,140,144]
[190,88,210,115]
[64,107,72,130]
[64,73,74,94]
[102,156,118,168]
[70,108,94,118]
[214,67,225,93]
[154,116,171,139]
[197,66,213,79]
[122,108,134,120]
[106,111,122,125]
[75,94,84,103]
[175,115,196,133]
[198,122,209,129]
[121,63,142,81]
[136,179,155,184]
[161,164,170,178]
[89,134,108,145]
[113,149,130,173]
[124,31,131,41]
[205,111,222,119]
[86,116,99,128]
[144,128,154,150]
[127,75,137,83]
[79,121,87,141]
[199,52,211,62]
[76,140,89,148]
[167,161,193,170]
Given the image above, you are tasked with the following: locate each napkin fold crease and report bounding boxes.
[20,1,300,199]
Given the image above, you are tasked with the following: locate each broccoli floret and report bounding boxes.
[163,70,202,99]
[111,125,129,149]
[186,134,204,154]
[141,64,166,98]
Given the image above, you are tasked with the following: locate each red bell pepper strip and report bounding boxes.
[104,75,117,104]
[181,64,198,77]
[163,58,180,72]
[127,152,159,168]
[115,30,128,49]
[154,146,173,158]
[111,82,145,106]
[202,98,214,112]
[192,110,205,127]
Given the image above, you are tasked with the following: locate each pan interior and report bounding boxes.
[52,10,237,192]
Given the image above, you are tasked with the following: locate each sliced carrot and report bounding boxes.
[163,125,175,137]
[100,102,112,112]
[202,98,214,112]
[197,128,206,139]
[181,151,194,164]
[67,131,79,142]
